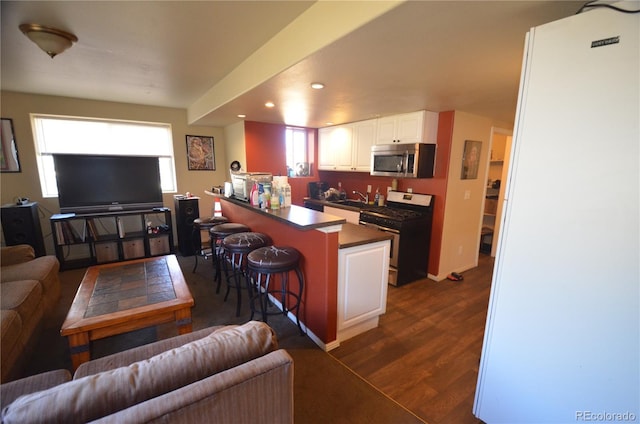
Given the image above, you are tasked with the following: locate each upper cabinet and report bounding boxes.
[318,119,376,171]
[375,110,439,145]
[318,111,438,172]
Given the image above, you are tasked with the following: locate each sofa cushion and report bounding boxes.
[74,326,225,378]
[0,256,59,290]
[2,321,277,424]
[0,256,60,315]
[0,310,22,358]
[0,369,72,410]
[0,245,35,267]
[1,280,43,317]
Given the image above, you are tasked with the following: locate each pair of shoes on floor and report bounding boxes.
[447,272,463,281]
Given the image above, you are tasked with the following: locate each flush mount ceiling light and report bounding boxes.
[19,23,78,58]
[311,82,325,89]
[265,102,275,108]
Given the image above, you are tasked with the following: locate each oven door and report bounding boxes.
[359,221,400,269]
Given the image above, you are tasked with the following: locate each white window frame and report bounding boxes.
[31,114,177,198]
[285,126,308,176]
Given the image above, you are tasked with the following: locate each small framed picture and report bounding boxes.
[461,140,482,180]
[186,135,215,170]
[0,118,21,172]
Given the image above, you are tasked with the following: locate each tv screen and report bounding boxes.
[53,154,163,214]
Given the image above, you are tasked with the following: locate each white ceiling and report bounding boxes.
[0,1,582,129]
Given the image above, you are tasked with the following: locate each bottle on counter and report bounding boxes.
[283,181,292,207]
[250,183,259,206]
[374,187,380,205]
[271,184,280,210]
[338,182,347,200]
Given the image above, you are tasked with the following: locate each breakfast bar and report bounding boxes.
[212,194,391,350]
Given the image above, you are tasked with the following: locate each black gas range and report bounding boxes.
[359,191,434,286]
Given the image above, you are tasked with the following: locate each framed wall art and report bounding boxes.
[1,118,21,172]
[186,135,215,171]
[461,140,481,180]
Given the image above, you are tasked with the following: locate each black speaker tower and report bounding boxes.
[1,202,46,257]
[174,197,199,256]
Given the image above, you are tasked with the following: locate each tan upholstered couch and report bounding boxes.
[1,245,61,383]
[0,321,294,424]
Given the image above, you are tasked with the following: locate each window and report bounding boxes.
[31,114,177,197]
[285,126,308,176]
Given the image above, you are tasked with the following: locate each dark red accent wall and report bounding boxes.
[244,121,318,206]
[244,121,287,175]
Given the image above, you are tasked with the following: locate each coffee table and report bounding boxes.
[61,255,194,370]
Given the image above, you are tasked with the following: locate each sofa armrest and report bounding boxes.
[0,369,71,410]
[90,350,294,424]
[1,245,35,267]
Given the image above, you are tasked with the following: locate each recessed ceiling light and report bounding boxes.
[265,102,275,108]
[311,82,325,89]
[237,114,246,118]
[325,122,334,126]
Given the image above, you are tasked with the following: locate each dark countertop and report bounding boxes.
[303,197,370,211]
[212,193,346,231]
[212,193,390,248]
[339,222,393,249]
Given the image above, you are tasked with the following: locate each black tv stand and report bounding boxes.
[50,208,174,270]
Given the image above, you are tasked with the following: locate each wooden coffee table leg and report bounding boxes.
[67,332,90,370]
[175,308,192,335]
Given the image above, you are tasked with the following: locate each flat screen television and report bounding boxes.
[53,154,164,214]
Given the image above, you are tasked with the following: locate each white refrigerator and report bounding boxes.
[474,3,639,423]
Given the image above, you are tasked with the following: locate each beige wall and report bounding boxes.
[437,111,510,278]
[0,91,228,254]
[223,121,246,179]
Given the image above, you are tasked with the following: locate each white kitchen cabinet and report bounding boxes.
[337,240,390,342]
[318,120,375,172]
[351,119,377,171]
[376,110,438,144]
[324,205,360,225]
[318,124,353,170]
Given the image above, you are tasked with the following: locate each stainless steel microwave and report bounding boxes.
[370,143,436,178]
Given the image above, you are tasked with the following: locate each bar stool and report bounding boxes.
[222,232,272,317]
[192,216,229,273]
[210,223,251,294]
[247,246,305,335]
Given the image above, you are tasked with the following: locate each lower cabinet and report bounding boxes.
[337,240,390,342]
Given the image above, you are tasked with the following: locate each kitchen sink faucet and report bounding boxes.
[352,190,369,204]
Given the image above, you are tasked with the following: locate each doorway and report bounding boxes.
[480,127,512,257]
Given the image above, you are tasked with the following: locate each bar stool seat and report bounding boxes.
[192,216,229,272]
[247,246,305,334]
[222,232,272,317]
[210,223,251,293]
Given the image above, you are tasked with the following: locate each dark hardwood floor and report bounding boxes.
[330,254,494,424]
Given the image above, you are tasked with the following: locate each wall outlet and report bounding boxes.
[458,245,463,255]
[367,184,372,193]
[464,190,471,200]
[407,188,413,193]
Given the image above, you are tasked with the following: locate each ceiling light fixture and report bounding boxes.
[311,82,325,89]
[265,102,275,108]
[237,114,246,119]
[19,23,78,58]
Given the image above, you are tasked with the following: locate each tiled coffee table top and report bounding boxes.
[85,260,177,318]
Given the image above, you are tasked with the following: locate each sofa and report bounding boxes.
[1,244,61,383]
[0,321,294,423]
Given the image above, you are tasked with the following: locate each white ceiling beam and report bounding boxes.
[187,0,404,125]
